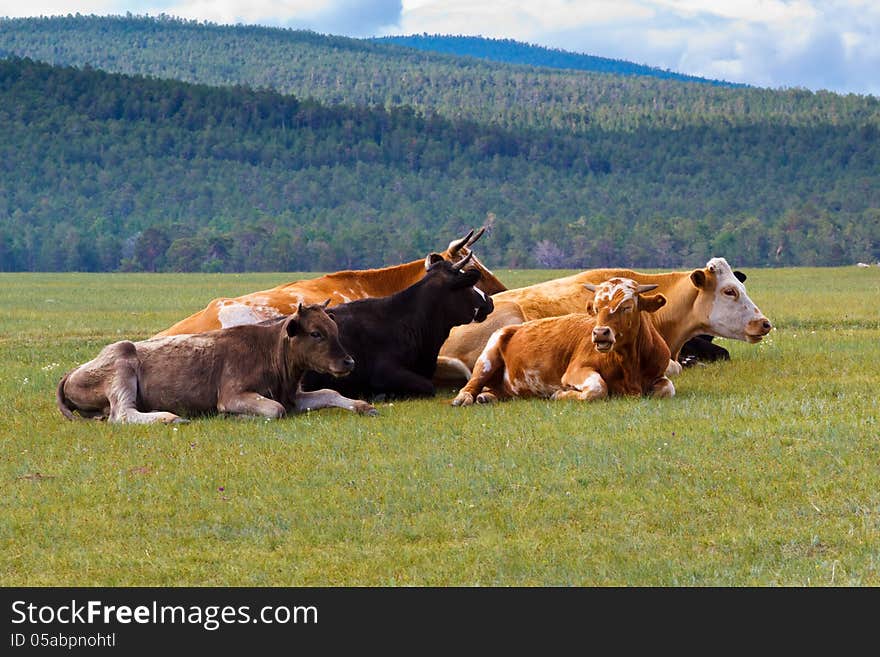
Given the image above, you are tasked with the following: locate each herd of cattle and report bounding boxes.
[56,228,772,423]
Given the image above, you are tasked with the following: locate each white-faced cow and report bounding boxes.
[154,228,505,337]
[452,278,673,406]
[437,257,771,384]
[57,302,376,423]
[301,252,494,400]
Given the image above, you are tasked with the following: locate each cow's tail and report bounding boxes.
[56,372,79,421]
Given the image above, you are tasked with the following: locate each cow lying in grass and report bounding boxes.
[302,252,494,400]
[154,227,505,337]
[57,302,376,423]
[437,257,771,384]
[452,277,673,406]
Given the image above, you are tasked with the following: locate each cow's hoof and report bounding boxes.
[665,359,683,377]
[356,402,379,416]
[475,392,498,405]
[451,392,474,407]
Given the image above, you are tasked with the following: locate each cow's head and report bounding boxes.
[441,227,507,295]
[282,301,355,377]
[690,258,772,343]
[424,251,495,325]
[585,278,667,353]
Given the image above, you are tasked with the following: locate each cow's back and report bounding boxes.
[130,334,224,414]
[500,315,594,393]
[135,327,279,415]
[154,262,429,337]
[493,268,684,320]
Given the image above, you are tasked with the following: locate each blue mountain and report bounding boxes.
[373,34,741,87]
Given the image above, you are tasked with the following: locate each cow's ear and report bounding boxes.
[282,314,299,338]
[690,270,707,288]
[640,293,666,313]
[585,301,597,316]
[424,253,445,270]
[733,270,747,283]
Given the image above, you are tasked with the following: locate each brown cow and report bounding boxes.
[437,257,772,384]
[57,302,376,423]
[451,278,673,406]
[154,228,506,337]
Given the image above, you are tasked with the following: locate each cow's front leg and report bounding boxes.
[665,359,683,377]
[554,364,608,401]
[293,388,378,416]
[650,376,675,398]
[218,391,286,418]
[371,364,436,398]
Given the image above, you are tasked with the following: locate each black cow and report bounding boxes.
[302,253,494,399]
[678,270,748,367]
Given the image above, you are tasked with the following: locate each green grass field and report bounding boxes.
[1,267,878,586]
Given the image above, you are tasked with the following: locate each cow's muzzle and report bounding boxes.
[592,326,615,353]
[746,317,772,343]
[330,355,356,377]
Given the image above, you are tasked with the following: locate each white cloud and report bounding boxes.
[393,0,880,94]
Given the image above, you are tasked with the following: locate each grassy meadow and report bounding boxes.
[1,267,878,586]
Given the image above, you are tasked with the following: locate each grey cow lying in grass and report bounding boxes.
[57,301,376,423]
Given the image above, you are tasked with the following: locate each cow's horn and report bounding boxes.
[583,284,597,292]
[450,229,475,254]
[466,226,486,247]
[452,251,474,271]
[637,284,659,294]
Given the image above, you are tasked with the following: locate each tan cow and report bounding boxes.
[57,302,376,423]
[452,278,673,405]
[437,257,772,384]
[155,228,506,337]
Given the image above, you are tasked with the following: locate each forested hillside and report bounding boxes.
[1,15,876,133]
[1,57,877,272]
[373,35,733,86]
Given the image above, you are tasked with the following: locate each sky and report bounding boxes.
[1,1,878,95]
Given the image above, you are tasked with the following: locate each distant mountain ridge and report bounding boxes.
[0,14,859,135]
[0,16,877,272]
[1,56,877,273]
[372,34,740,87]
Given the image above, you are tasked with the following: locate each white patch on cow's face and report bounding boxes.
[575,371,606,395]
[593,277,639,313]
[704,258,768,342]
[217,302,282,328]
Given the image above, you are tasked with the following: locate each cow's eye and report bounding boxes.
[310,331,322,339]
[723,288,738,298]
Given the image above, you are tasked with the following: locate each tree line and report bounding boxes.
[0,58,877,272]
[1,15,878,135]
